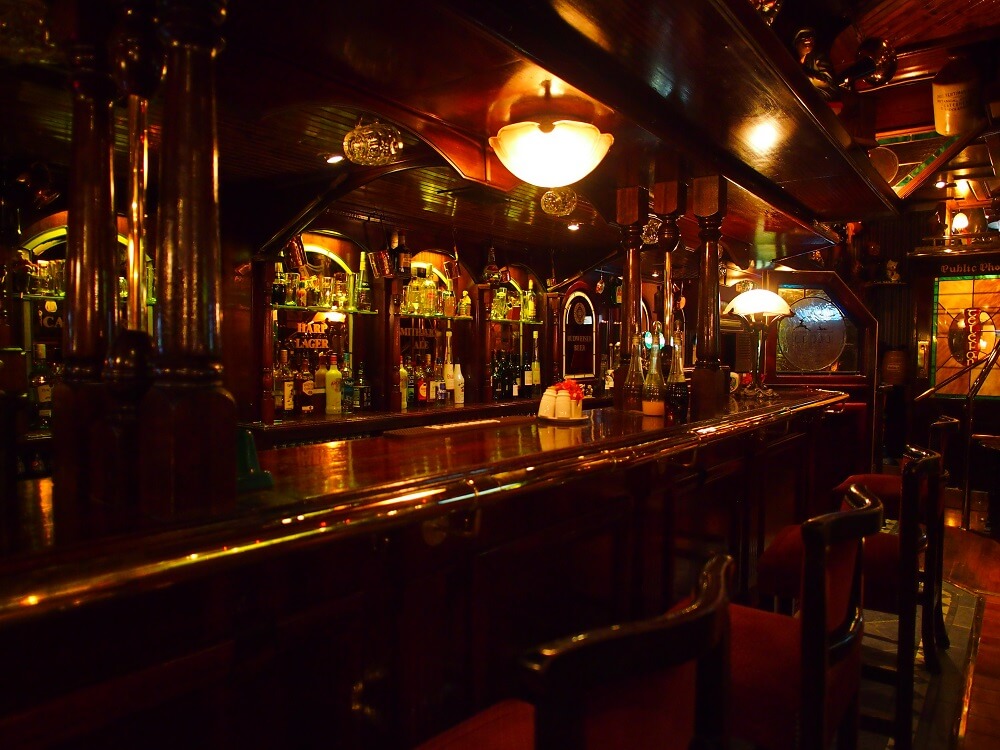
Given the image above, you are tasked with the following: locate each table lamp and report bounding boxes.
[724,289,791,399]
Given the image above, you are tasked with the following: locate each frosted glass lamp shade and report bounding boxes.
[724,289,791,325]
[489,120,613,188]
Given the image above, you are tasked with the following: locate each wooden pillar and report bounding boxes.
[653,173,687,338]
[52,1,119,542]
[545,291,563,386]
[139,0,236,521]
[690,175,727,420]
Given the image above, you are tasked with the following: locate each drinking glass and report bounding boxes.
[284,272,299,305]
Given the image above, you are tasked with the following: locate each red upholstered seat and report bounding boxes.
[730,485,883,750]
[754,446,945,750]
[415,554,731,750]
[730,604,862,750]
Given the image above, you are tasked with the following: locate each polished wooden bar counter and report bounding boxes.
[0,388,853,748]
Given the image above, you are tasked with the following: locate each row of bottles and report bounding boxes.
[273,349,374,418]
[398,329,466,408]
[621,321,688,423]
[489,331,541,401]
[271,251,373,312]
[488,280,540,322]
[401,267,472,317]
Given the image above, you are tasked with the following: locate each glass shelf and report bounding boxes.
[18,293,157,307]
[489,318,543,325]
[272,304,378,315]
[399,312,473,321]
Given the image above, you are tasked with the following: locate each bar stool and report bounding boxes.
[730,484,883,750]
[414,553,732,750]
[755,446,942,750]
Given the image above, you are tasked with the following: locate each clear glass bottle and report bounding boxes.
[522,279,537,321]
[444,329,455,396]
[421,265,439,314]
[326,353,342,414]
[408,267,425,314]
[666,323,689,423]
[28,343,53,430]
[641,321,666,417]
[399,357,408,411]
[275,349,294,417]
[621,333,645,412]
[453,362,465,405]
[355,251,373,312]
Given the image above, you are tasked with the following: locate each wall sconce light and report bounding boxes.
[489,81,613,188]
[724,289,791,399]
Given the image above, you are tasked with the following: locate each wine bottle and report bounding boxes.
[666,323,689,423]
[28,343,53,430]
[341,353,354,414]
[355,251,373,312]
[531,331,541,393]
[453,362,465,405]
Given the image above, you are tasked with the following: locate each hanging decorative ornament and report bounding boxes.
[747,0,782,25]
[641,216,663,245]
[595,273,606,294]
[342,119,404,166]
[482,245,504,287]
[540,187,577,217]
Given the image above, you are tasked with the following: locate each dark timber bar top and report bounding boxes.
[2,388,844,624]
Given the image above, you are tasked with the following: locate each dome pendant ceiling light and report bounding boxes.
[490,81,613,188]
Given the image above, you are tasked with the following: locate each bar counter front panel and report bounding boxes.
[1,388,852,748]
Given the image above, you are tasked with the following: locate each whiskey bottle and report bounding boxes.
[395,230,412,279]
[355,362,371,410]
[28,343,54,430]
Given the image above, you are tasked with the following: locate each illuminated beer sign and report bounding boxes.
[965,307,982,364]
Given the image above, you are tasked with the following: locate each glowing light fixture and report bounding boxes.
[567,222,581,231]
[952,211,969,233]
[490,81,612,188]
[343,119,404,166]
[724,289,791,399]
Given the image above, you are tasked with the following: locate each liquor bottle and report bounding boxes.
[416,355,429,404]
[510,351,520,398]
[522,279,537,321]
[341,353,354,414]
[313,354,328,412]
[421,265,439,314]
[408,267,425,314]
[530,331,541,393]
[453,362,465,405]
[641,321,666,417]
[395,230,412,279]
[271,262,286,305]
[399,357,408,411]
[275,349,294,417]
[666,323,689,423]
[28,343,54,430]
[326,353,342,414]
[436,357,448,406]
[522,345,533,398]
[293,355,313,415]
[406,356,416,407]
[492,351,505,402]
[444,330,455,396]
[355,362,370,410]
[355,251,373,312]
[429,358,438,403]
[622,334,645,412]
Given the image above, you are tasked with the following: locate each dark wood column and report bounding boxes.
[545,291,563,386]
[617,187,648,348]
[690,175,727,420]
[653,171,687,337]
[52,1,119,542]
[139,0,236,521]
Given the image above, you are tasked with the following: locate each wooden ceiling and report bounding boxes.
[1,0,998,276]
